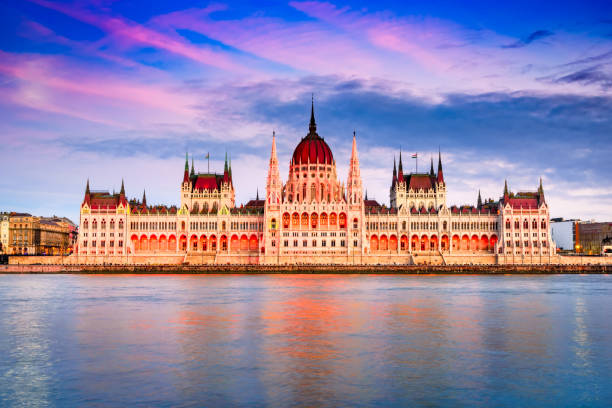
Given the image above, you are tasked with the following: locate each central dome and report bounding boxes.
[291,101,334,165]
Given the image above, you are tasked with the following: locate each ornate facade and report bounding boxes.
[76,102,556,265]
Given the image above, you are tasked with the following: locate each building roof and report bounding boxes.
[403,173,436,191]
[291,100,334,165]
[192,174,225,191]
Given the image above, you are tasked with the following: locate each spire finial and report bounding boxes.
[477,189,482,207]
[190,157,195,177]
[85,178,90,195]
[142,189,147,206]
[184,152,189,171]
[256,188,259,201]
[120,179,125,195]
[309,94,317,135]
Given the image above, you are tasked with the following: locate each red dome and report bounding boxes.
[292,134,333,165]
[292,100,334,165]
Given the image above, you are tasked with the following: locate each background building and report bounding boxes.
[576,222,612,255]
[0,212,9,254]
[551,218,580,251]
[8,213,74,255]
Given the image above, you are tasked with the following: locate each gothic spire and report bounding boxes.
[477,190,482,207]
[120,179,125,195]
[190,157,195,177]
[142,190,147,206]
[397,149,404,184]
[504,179,509,199]
[85,178,90,195]
[256,188,259,201]
[184,152,188,171]
[437,148,444,184]
[538,177,545,203]
[392,156,397,186]
[308,94,317,136]
[430,157,435,176]
[224,151,228,173]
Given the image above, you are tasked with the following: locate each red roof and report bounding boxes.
[507,198,539,209]
[404,174,434,190]
[193,174,223,191]
[292,134,333,165]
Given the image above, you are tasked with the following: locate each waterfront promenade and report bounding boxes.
[1,262,609,274]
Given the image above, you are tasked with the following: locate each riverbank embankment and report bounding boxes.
[1,263,609,274]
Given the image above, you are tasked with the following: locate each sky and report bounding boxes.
[1,0,611,223]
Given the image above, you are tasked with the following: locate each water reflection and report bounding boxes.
[0,274,611,407]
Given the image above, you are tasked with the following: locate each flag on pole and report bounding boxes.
[205,153,210,159]
[411,153,418,158]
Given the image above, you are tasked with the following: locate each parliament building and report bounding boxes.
[76,102,556,265]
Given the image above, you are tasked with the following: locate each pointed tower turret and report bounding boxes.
[266,131,281,205]
[392,156,397,188]
[538,177,545,204]
[437,149,444,184]
[119,179,127,206]
[183,152,189,183]
[256,188,259,201]
[223,152,229,184]
[142,190,147,207]
[477,190,482,208]
[430,157,435,177]
[309,94,317,136]
[397,150,404,184]
[120,179,125,196]
[229,153,233,185]
[83,179,91,206]
[503,179,509,200]
[347,130,363,205]
[190,157,195,177]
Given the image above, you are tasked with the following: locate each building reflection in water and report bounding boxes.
[1,274,611,407]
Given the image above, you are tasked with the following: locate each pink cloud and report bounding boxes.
[28,0,253,75]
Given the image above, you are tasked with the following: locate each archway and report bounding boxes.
[411,235,419,251]
[249,234,258,251]
[441,235,449,251]
[320,213,328,227]
[480,235,489,251]
[179,235,187,251]
[370,235,379,251]
[230,234,239,252]
[461,235,469,251]
[329,213,337,227]
[400,235,408,251]
[169,235,177,251]
[240,234,249,251]
[452,235,460,251]
[140,235,149,252]
[149,235,158,251]
[311,212,318,228]
[209,235,217,251]
[421,235,429,251]
[490,235,498,250]
[200,235,207,251]
[190,234,198,251]
[159,235,168,251]
[301,212,309,228]
[389,235,398,251]
[220,235,228,251]
[380,235,388,251]
[430,234,438,251]
[131,234,139,252]
[339,213,347,229]
[471,235,479,251]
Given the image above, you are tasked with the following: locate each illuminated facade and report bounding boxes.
[76,102,556,265]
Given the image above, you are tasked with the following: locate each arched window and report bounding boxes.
[523,219,529,229]
[271,218,277,229]
[320,185,325,201]
[443,221,447,230]
[353,218,358,229]
[110,219,115,229]
[339,213,347,228]
[541,220,547,229]
[92,219,98,230]
[402,221,407,230]
[101,220,106,229]
[320,213,328,226]
[506,219,511,229]
[83,220,88,229]
[181,221,186,231]
[119,220,124,229]
[301,213,309,226]
[514,220,519,229]
[532,219,537,229]
[222,221,226,230]
[311,213,318,228]
[302,184,307,202]
[282,213,290,228]
[292,213,299,227]
[330,213,337,226]
[311,183,316,201]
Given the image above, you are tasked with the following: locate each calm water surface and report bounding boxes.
[0,274,611,407]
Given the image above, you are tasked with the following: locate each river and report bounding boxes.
[0,274,610,407]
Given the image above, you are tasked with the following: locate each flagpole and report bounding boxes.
[207,153,210,173]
